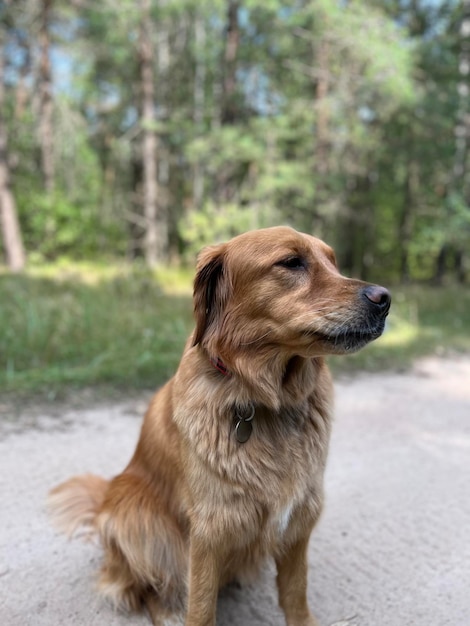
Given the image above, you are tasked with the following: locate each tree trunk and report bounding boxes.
[314,37,330,178]
[221,0,240,126]
[434,244,449,286]
[213,0,241,205]
[399,159,418,283]
[346,174,374,281]
[0,34,26,271]
[15,33,31,120]
[139,0,162,267]
[435,0,470,283]
[452,0,470,186]
[38,0,54,193]
[156,12,170,260]
[454,248,466,283]
[312,34,330,237]
[192,13,206,210]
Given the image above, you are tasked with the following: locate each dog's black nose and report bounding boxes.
[362,285,391,313]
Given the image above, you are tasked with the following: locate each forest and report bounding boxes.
[0,0,469,285]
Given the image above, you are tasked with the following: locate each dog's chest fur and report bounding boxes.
[173,367,332,559]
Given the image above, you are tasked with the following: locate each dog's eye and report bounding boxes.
[276,256,307,270]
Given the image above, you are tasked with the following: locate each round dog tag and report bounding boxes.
[235,419,253,443]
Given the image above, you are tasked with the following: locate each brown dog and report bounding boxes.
[48,226,390,626]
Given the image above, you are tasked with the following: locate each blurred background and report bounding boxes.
[0,0,469,398]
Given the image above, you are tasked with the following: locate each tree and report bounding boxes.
[139,0,162,267]
[435,0,470,283]
[38,0,55,193]
[0,0,465,282]
[0,8,26,271]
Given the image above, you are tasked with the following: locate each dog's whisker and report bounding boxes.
[240,328,275,346]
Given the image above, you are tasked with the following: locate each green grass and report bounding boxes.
[0,264,194,397]
[1,264,469,399]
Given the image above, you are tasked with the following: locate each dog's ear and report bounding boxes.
[192,244,230,346]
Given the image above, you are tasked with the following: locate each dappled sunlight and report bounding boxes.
[25,260,194,295]
[379,319,420,347]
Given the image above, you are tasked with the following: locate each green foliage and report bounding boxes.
[188,126,265,172]
[179,202,258,257]
[17,190,125,261]
[442,193,470,248]
[1,0,468,285]
[8,92,128,260]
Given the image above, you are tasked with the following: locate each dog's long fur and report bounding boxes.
[48,226,390,626]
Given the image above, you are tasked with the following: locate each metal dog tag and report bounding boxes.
[235,419,253,443]
[234,402,255,444]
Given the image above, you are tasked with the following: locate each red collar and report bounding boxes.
[210,356,231,377]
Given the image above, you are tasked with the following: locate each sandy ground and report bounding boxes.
[1,356,470,626]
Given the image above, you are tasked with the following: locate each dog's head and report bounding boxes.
[192,226,390,361]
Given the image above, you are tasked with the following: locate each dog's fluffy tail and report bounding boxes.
[48,474,109,539]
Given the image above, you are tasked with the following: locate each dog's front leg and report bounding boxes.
[276,534,319,626]
[185,534,222,626]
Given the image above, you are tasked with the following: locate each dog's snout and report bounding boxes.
[362,285,391,312]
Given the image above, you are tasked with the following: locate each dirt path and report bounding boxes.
[1,356,469,626]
